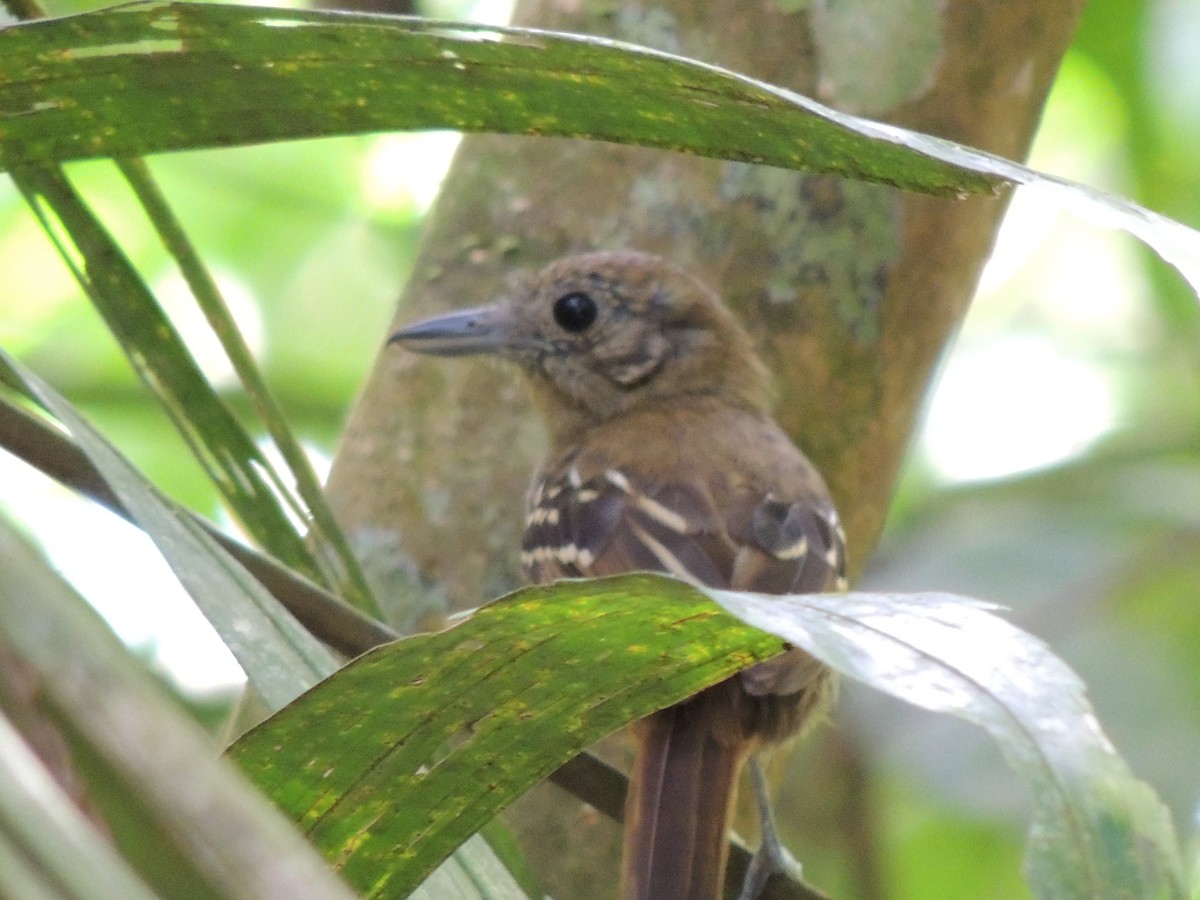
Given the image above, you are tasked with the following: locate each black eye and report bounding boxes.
[552,291,598,333]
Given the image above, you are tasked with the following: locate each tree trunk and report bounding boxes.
[325,0,1084,895]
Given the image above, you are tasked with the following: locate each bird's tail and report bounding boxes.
[621,702,747,900]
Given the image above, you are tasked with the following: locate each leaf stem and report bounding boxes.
[0,391,396,658]
[114,157,381,619]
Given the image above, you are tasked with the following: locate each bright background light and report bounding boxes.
[921,334,1118,482]
[915,51,1152,484]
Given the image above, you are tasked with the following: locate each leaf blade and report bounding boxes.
[112,157,380,617]
[230,575,784,898]
[0,518,357,900]
[0,3,990,195]
[12,164,331,591]
[0,346,338,710]
[0,711,161,900]
[233,576,1185,900]
[710,588,1186,900]
[3,3,1196,293]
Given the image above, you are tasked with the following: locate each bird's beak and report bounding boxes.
[388,304,515,357]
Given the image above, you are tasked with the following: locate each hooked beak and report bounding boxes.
[388,304,516,357]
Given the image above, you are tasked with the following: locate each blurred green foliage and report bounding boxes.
[848,0,1200,895]
[1,0,1197,897]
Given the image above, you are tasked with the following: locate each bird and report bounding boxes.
[390,250,847,900]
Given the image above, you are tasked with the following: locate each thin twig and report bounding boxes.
[0,397,396,658]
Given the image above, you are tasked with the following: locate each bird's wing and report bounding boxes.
[522,465,846,705]
[521,466,846,593]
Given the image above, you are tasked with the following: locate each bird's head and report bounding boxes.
[390,251,771,444]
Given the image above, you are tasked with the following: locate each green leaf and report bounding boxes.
[0,712,159,900]
[230,575,784,898]
[232,575,1184,900]
[113,157,380,617]
[0,2,990,196]
[0,345,337,711]
[0,352,527,900]
[0,518,357,900]
[1,3,1198,292]
[709,588,1186,900]
[12,163,333,594]
[0,388,397,659]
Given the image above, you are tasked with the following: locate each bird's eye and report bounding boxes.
[552,291,598,333]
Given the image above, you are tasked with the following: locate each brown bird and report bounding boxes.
[391,251,847,900]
